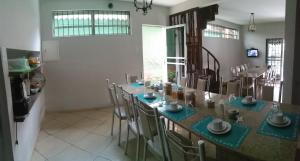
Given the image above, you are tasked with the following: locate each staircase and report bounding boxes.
[201,47,221,93]
[187,47,221,93]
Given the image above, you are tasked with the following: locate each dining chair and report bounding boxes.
[110,82,127,146]
[261,85,274,102]
[125,73,138,84]
[230,67,237,80]
[240,65,245,72]
[158,117,207,161]
[226,80,241,96]
[134,97,167,161]
[244,64,248,71]
[180,77,187,87]
[236,66,241,73]
[119,86,142,161]
[196,78,207,91]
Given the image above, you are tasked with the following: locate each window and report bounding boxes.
[52,10,130,37]
[204,24,239,40]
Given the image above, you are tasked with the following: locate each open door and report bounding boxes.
[166,24,187,83]
[142,24,187,84]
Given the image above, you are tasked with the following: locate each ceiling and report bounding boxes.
[125,0,285,25]
[217,0,285,25]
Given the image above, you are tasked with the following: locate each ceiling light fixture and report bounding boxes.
[248,13,256,32]
[134,0,153,15]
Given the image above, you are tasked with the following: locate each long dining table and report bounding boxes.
[122,83,300,161]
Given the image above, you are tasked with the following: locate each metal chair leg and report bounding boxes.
[125,125,130,155]
[111,113,115,136]
[143,138,148,161]
[135,135,140,161]
[118,118,122,146]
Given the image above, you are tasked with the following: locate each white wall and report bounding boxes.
[0,0,43,161]
[40,0,169,111]
[241,22,285,67]
[0,0,41,51]
[202,19,243,81]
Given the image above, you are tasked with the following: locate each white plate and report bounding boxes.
[267,116,291,128]
[165,105,183,112]
[144,94,156,99]
[207,121,232,135]
[241,98,257,105]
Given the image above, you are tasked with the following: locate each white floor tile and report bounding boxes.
[48,146,93,161]
[31,150,47,161]
[36,135,70,158]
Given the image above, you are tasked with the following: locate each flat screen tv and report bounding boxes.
[247,48,259,57]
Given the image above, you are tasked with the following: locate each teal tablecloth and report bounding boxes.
[159,106,196,122]
[191,116,251,149]
[226,97,267,112]
[135,93,162,105]
[130,83,144,88]
[257,112,299,140]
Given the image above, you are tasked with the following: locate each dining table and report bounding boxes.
[122,83,300,161]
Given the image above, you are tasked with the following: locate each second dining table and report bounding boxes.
[121,83,300,161]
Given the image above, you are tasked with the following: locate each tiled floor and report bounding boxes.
[31,107,160,161]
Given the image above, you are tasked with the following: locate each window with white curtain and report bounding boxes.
[52,10,130,37]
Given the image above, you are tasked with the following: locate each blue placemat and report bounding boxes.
[130,83,144,88]
[135,93,162,105]
[257,112,300,140]
[159,106,196,122]
[226,97,267,112]
[191,116,251,149]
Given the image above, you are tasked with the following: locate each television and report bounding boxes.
[247,48,259,57]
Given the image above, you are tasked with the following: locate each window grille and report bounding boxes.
[204,23,239,40]
[52,10,130,37]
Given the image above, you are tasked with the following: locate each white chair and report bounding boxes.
[261,85,274,102]
[240,65,246,72]
[244,64,248,70]
[230,67,237,79]
[119,86,142,161]
[236,66,241,73]
[109,81,127,145]
[226,80,241,96]
[180,77,187,87]
[159,117,207,161]
[196,78,207,91]
[134,98,167,161]
[125,73,138,84]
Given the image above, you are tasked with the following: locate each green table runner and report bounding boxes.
[257,112,299,140]
[191,116,251,149]
[226,97,267,112]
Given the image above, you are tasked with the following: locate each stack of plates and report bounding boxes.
[207,121,232,135]
[266,116,291,128]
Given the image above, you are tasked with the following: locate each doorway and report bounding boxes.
[142,25,187,84]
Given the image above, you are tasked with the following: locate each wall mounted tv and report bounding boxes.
[247,48,259,57]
